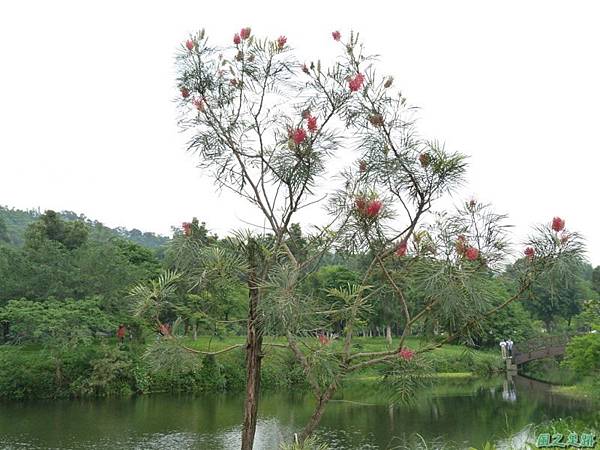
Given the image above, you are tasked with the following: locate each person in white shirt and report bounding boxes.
[506,338,514,358]
[499,339,507,359]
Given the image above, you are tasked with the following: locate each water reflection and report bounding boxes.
[0,377,596,450]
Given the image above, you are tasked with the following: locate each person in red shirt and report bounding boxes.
[116,324,126,343]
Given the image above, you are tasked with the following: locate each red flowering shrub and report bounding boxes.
[318,334,330,345]
[277,36,287,49]
[348,73,365,92]
[180,87,190,98]
[240,27,251,40]
[399,347,414,361]
[524,247,535,259]
[552,217,565,232]
[185,40,194,51]
[182,222,192,237]
[465,246,479,261]
[233,33,241,45]
[291,128,307,145]
[307,116,317,132]
[355,197,367,211]
[395,240,408,257]
[332,30,341,41]
[365,200,382,218]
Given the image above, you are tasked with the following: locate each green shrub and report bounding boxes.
[563,333,600,376]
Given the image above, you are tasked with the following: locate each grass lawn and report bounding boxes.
[180,335,502,376]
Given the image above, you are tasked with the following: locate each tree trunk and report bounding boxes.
[386,324,392,345]
[241,266,263,450]
[299,382,337,442]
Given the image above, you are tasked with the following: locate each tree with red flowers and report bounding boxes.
[175,27,360,450]
[174,28,585,449]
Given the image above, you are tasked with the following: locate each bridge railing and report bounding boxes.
[512,334,572,356]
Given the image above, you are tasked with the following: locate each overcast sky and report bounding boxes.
[1,1,598,265]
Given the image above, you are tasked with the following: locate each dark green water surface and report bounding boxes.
[0,376,597,449]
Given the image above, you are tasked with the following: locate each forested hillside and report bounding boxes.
[0,206,169,249]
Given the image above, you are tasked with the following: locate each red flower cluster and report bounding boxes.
[355,197,383,218]
[395,239,408,257]
[307,116,318,132]
[349,73,365,92]
[240,27,252,40]
[182,222,192,237]
[456,235,479,261]
[318,334,330,345]
[465,247,479,261]
[277,35,287,49]
[332,30,341,41]
[233,33,241,45]
[185,39,194,51]
[552,217,565,232]
[524,247,535,259]
[291,127,307,145]
[180,87,190,98]
[399,347,414,361]
[302,64,309,74]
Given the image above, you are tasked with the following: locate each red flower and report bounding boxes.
[185,39,194,51]
[292,127,307,145]
[465,246,479,261]
[182,222,192,237]
[359,160,367,172]
[552,217,565,232]
[355,197,367,213]
[524,247,535,259]
[307,116,318,132]
[302,64,310,74]
[277,35,287,49]
[395,240,408,257]
[193,98,205,112]
[233,33,241,45]
[240,27,251,40]
[318,334,330,345]
[180,87,190,98]
[349,73,365,92]
[332,30,341,41]
[399,347,414,361]
[365,200,383,218]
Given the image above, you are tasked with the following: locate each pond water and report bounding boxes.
[0,376,597,449]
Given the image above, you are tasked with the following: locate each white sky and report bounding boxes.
[0,1,598,265]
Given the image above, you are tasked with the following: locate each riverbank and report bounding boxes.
[553,378,600,401]
[0,336,502,400]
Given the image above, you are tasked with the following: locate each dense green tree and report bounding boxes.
[0,298,113,345]
[0,217,9,243]
[24,210,89,250]
[0,214,160,305]
[592,266,600,294]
